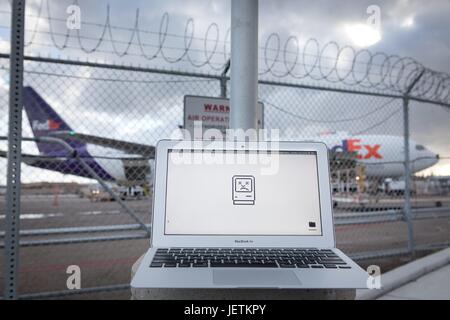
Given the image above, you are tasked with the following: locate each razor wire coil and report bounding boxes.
[0,0,448,105]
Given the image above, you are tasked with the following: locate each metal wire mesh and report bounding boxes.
[0,0,450,299]
[0,54,449,298]
[259,84,408,254]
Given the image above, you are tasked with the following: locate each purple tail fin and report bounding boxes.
[23,87,86,156]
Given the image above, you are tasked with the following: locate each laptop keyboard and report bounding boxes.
[150,248,351,269]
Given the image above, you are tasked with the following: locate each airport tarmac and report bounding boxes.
[0,195,450,299]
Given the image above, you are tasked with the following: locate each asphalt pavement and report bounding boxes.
[1,194,450,299]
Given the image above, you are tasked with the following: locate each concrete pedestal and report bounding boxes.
[131,255,356,300]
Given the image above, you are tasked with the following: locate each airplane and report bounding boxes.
[317,131,439,177]
[0,87,440,186]
[0,86,155,186]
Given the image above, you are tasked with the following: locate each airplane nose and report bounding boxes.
[423,150,439,168]
[430,152,439,166]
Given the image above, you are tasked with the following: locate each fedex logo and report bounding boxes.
[32,120,60,131]
[331,139,382,159]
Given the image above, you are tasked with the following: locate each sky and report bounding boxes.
[0,0,449,184]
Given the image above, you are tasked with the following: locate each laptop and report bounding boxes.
[131,140,368,289]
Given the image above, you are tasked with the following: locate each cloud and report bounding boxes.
[0,36,10,54]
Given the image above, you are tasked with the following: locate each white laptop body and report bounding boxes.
[132,140,368,289]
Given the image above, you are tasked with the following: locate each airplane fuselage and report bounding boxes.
[83,134,439,184]
[319,134,438,177]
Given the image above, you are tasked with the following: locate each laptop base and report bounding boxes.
[132,247,368,289]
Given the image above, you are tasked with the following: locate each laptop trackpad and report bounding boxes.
[213,269,301,287]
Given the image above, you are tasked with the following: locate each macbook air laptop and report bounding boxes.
[132,140,368,289]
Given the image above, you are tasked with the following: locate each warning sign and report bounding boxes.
[183,95,264,139]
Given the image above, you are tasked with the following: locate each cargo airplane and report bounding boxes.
[0,87,440,185]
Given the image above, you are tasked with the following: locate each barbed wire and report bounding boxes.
[352,108,402,135]
[1,0,449,105]
[263,97,398,124]
[264,98,402,136]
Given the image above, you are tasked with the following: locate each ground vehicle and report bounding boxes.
[118,186,145,200]
[88,184,146,201]
[89,186,116,202]
[383,178,416,196]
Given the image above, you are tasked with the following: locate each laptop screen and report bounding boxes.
[164,149,322,236]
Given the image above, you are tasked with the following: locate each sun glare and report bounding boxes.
[402,16,415,28]
[345,23,381,47]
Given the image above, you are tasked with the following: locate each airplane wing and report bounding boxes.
[0,150,67,164]
[48,131,155,158]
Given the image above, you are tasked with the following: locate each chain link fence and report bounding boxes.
[0,53,449,299]
[1,1,450,300]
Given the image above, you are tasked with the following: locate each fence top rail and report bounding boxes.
[0,53,223,80]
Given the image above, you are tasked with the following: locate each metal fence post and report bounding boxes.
[402,69,425,256]
[402,96,415,255]
[230,0,259,130]
[4,0,26,300]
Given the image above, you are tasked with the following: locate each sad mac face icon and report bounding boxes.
[232,175,255,205]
